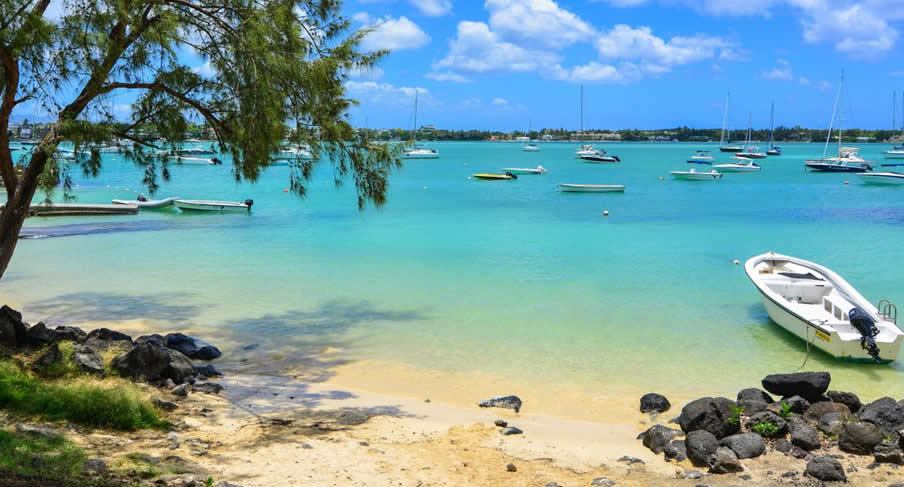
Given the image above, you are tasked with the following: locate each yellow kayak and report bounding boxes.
[472,172,517,180]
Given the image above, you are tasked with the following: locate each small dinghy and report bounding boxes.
[112,197,179,209]
[687,150,714,164]
[557,184,624,193]
[501,165,547,175]
[174,199,254,212]
[670,168,722,180]
[472,172,517,180]
[745,252,904,363]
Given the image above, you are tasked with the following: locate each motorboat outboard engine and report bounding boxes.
[211,157,223,165]
[244,199,254,211]
[504,171,517,179]
[849,307,882,362]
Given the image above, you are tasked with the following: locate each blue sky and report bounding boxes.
[342,0,904,130]
[10,1,904,132]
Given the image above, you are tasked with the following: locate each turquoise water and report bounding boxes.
[4,141,904,400]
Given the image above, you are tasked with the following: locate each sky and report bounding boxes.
[9,0,904,132]
[341,0,904,131]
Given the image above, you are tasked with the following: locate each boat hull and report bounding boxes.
[882,152,904,159]
[737,153,767,159]
[857,173,904,185]
[558,184,624,193]
[579,155,620,163]
[501,167,546,175]
[670,171,722,180]
[713,164,760,173]
[112,197,178,209]
[754,289,900,363]
[719,146,743,153]
[472,173,514,180]
[174,200,251,212]
[805,162,872,172]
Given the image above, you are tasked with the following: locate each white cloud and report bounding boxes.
[352,12,372,23]
[409,0,452,16]
[433,21,560,73]
[799,76,833,92]
[345,81,429,104]
[595,25,733,66]
[802,5,898,58]
[762,58,793,80]
[359,16,431,51]
[549,62,626,83]
[492,97,509,105]
[425,71,471,82]
[597,0,901,57]
[191,60,216,77]
[347,65,385,80]
[799,75,811,85]
[485,0,597,48]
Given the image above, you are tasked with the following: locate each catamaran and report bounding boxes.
[767,101,782,156]
[805,71,874,173]
[745,251,903,363]
[403,92,439,159]
[719,91,744,153]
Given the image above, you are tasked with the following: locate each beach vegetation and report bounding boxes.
[728,404,744,425]
[0,360,167,430]
[751,422,779,436]
[0,0,401,280]
[779,401,793,419]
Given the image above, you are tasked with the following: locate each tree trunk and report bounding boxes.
[0,143,51,280]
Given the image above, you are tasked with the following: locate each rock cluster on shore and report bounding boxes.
[0,305,224,394]
[638,371,904,483]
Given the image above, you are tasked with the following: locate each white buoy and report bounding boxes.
[603,210,609,217]
[733,259,740,265]
[659,176,664,180]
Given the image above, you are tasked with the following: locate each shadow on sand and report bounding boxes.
[24,291,202,324]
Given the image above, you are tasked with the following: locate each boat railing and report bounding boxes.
[878,299,898,324]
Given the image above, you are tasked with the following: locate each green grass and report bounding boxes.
[0,429,86,478]
[0,361,168,431]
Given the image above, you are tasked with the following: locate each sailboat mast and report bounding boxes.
[580,85,584,145]
[769,101,775,148]
[720,91,730,145]
[894,91,897,132]
[746,113,752,146]
[413,92,418,144]
[822,72,843,159]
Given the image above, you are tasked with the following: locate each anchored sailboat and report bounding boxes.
[767,101,781,156]
[403,92,439,159]
[719,91,744,153]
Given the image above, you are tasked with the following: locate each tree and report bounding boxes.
[0,0,400,280]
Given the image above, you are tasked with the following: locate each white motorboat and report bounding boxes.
[579,151,620,163]
[522,143,540,152]
[575,145,600,156]
[857,171,904,185]
[670,168,722,180]
[404,146,440,159]
[557,184,624,193]
[274,146,314,161]
[687,150,714,164]
[501,165,547,175]
[112,197,179,209]
[806,148,873,172]
[745,252,904,363]
[714,157,761,173]
[173,156,222,165]
[174,199,253,212]
[882,145,904,159]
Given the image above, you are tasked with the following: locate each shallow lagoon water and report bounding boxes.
[4,141,904,402]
